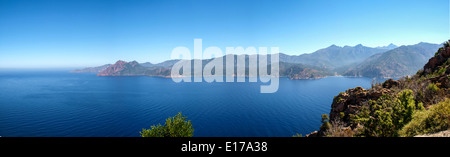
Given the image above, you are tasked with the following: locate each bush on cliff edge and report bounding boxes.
[399,99,450,137]
[140,112,194,137]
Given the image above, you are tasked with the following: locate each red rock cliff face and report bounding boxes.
[97,60,129,76]
[97,60,159,76]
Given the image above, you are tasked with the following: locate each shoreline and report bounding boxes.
[70,70,400,80]
[94,74,394,80]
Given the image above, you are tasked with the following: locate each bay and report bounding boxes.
[0,70,376,137]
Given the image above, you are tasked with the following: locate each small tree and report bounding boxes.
[141,112,194,137]
[319,114,331,131]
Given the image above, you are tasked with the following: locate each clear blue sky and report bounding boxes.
[0,0,448,68]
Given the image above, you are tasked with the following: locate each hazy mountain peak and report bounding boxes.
[279,43,388,69]
[376,43,398,50]
[70,64,112,73]
[129,60,139,66]
[328,44,339,48]
[343,42,441,78]
[416,42,437,46]
[115,60,127,64]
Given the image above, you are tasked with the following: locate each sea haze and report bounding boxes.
[0,70,377,137]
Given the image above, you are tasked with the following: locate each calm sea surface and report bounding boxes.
[0,70,376,137]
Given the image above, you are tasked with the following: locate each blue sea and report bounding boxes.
[0,70,376,137]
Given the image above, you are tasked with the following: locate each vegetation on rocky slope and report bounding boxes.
[399,99,450,137]
[309,40,450,137]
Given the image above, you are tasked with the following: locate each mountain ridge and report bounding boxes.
[91,55,333,79]
[73,42,440,79]
[71,64,112,73]
[343,42,441,78]
[279,44,388,69]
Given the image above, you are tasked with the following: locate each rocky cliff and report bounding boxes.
[97,60,130,76]
[420,46,450,78]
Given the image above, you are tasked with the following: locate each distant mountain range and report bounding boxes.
[77,56,332,79]
[71,42,441,79]
[343,42,441,78]
[279,44,389,69]
[375,43,398,50]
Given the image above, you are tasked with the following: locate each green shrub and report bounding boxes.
[319,114,331,131]
[141,112,194,137]
[339,112,345,119]
[353,95,397,137]
[424,82,443,105]
[437,68,446,75]
[416,69,423,75]
[399,99,450,137]
[352,89,422,137]
[427,83,439,92]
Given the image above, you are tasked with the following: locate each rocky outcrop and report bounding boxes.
[415,129,450,137]
[419,45,450,90]
[97,60,129,76]
[97,60,144,76]
[329,86,392,125]
[305,131,319,137]
[421,47,450,76]
[382,79,399,89]
[308,85,394,137]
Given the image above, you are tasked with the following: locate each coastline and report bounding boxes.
[89,73,397,80]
